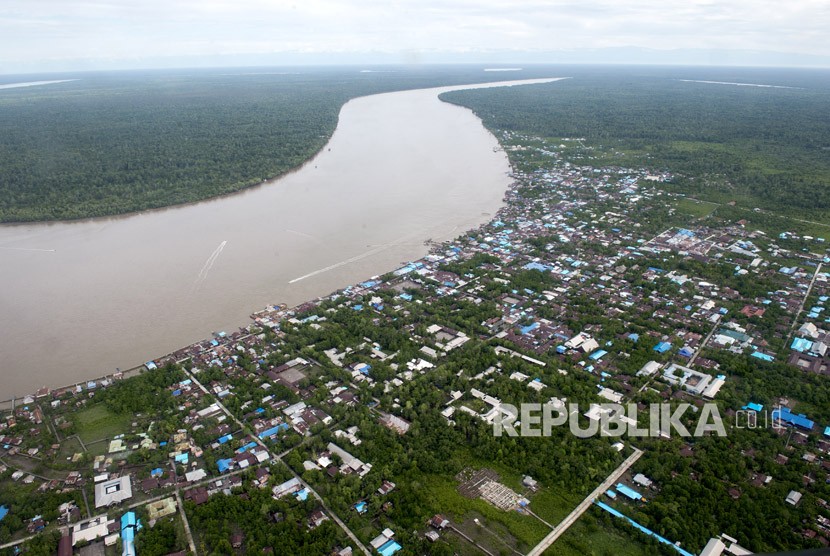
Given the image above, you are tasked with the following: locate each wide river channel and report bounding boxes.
[0,78,561,398]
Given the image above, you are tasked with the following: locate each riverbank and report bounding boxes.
[0,77,565,397]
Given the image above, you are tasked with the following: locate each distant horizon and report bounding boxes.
[2,0,827,75]
[2,47,830,77]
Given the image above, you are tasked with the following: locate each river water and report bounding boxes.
[0,78,560,398]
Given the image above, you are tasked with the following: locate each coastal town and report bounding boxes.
[2,132,830,556]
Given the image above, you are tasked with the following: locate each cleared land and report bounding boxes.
[71,404,131,444]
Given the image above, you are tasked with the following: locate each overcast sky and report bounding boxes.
[1,0,828,73]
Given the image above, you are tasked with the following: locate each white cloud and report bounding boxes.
[0,0,827,72]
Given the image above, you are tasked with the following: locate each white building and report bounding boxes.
[94,476,132,508]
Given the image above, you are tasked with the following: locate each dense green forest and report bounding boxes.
[0,65,556,222]
[4,65,829,223]
[442,66,830,221]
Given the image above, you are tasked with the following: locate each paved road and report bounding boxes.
[525,447,643,556]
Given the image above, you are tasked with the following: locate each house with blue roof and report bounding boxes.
[653,341,672,354]
[791,338,814,353]
[237,441,258,453]
[378,540,402,556]
[773,407,815,431]
[751,351,775,362]
[258,423,289,440]
[520,322,539,335]
[589,349,608,361]
[615,483,644,501]
[678,347,694,358]
[121,512,141,556]
[524,262,551,272]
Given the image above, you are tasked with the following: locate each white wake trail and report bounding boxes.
[0,246,55,252]
[196,240,227,284]
[288,243,391,284]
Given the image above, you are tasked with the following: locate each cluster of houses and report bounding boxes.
[3,133,830,554]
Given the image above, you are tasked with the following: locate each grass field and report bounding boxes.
[418,473,552,552]
[674,197,720,219]
[552,509,652,556]
[72,403,131,444]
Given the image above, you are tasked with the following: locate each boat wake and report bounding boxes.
[193,240,227,289]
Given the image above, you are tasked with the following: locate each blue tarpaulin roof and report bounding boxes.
[217,458,232,473]
[0,506,7,522]
[742,402,764,412]
[217,434,233,444]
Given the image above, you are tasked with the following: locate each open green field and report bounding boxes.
[553,509,653,556]
[674,197,720,219]
[417,473,552,551]
[451,450,583,523]
[413,470,651,556]
[72,403,131,444]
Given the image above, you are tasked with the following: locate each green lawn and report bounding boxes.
[72,403,131,444]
